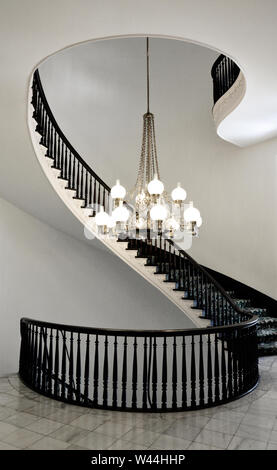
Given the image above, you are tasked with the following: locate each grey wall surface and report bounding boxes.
[39,37,277,299]
[0,196,194,376]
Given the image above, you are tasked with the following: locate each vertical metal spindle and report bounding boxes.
[207,334,213,405]
[152,337,157,409]
[93,335,99,405]
[41,327,48,393]
[76,333,81,402]
[103,335,109,407]
[214,333,220,402]
[32,325,38,387]
[61,331,67,400]
[84,170,88,207]
[68,332,74,401]
[121,337,128,409]
[142,337,148,409]
[221,336,227,401]
[172,337,177,409]
[37,327,43,389]
[54,330,59,398]
[48,329,53,396]
[227,332,233,398]
[112,336,118,408]
[191,335,196,408]
[132,337,138,409]
[199,334,204,406]
[84,334,90,403]
[182,336,187,409]
[161,337,167,410]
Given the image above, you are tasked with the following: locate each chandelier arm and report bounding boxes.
[150,116,156,179]
[151,115,161,181]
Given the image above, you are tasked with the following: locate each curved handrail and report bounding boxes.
[167,239,253,322]
[21,313,258,337]
[34,70,110,191]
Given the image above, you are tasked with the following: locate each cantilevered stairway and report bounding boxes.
[29,68,276,357]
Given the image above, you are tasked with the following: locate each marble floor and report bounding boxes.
[0,356,276,450]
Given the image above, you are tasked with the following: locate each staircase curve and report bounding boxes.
[20,68,261,411]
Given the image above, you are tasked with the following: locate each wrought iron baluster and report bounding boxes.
[132,337,138,409]
[172,337,177,409]
[61,331,67,400]
[76,333,81,402]
[54,330,59,398]
[152,337,157,409]
[142,337,148,409]
[199,334,204,406]
[68,332,74,401]
[121,337,128,409]
[112,336,118,408]
[161,337,167,410]
[103,335,109,407]
[214,333,220,402]
[93,335,99,405]
[207,334,213,405]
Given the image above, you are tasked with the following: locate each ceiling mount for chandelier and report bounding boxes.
[95,38,202,240]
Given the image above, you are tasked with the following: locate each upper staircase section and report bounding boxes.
[211,54,246,143]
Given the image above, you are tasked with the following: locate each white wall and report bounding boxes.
[0,196,194,377]
[39,38,277,300]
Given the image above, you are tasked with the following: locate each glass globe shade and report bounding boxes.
[184,202,201,223]
[165,217,180,231]
[136,217,146,229]
[112,205,129,222]
[196,216,202,228]
[95,208,110,227]
[111,179,126,199]
[147,175,164,196]
[150,204,167,221]
[171,183,187,202]
[107,216,116,228]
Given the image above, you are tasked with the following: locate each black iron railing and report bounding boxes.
[211,54,240,104]
[20,312,258,411]
[23,68,259,411]
[32,69,110,215]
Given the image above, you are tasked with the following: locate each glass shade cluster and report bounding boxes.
[95,176,202,239]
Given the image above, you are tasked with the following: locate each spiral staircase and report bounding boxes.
[29,65,276,358]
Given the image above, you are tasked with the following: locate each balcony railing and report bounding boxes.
[211,54,240,104]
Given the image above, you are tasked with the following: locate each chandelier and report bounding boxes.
[95,38,202,240]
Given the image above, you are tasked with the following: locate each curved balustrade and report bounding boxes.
[23,68,259,411]
[32,70,110,216]
[20,312,258,411]
[211,54,240,104]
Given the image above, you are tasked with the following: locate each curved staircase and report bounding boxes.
[29,68,275,357]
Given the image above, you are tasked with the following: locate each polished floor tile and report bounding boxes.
[25,417,64,435]
[27,436,71,450]
[49,424,90,444]
[194,429,233,449]
[74,431,116,450]
[228,436,268,450]
[0,356,276,450]
[70,414,109,431]
[2,428,42,448]
[150,434,191,450]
